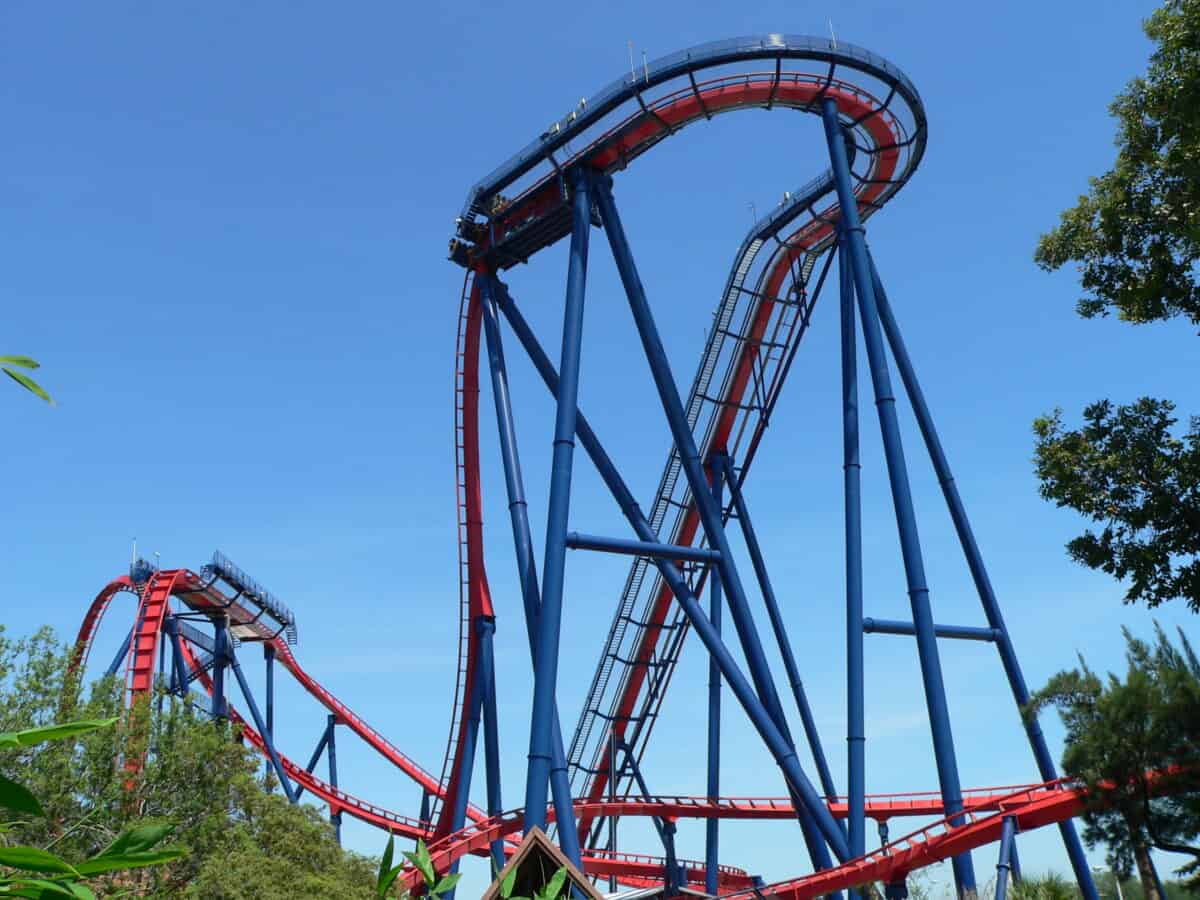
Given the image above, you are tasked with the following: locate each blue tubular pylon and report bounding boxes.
[442,656,485,900]
[450,654,484,839]
[326,714,342,844]
[595,178,791,735]
[495,271,846,866]
[706,454,725,897]
[593,176,845,868]
[478,273,583,867]
[995,816,1016,900]
[228,641,296,803]
[265,643,276,781]
[717,453,840,803]
[866,254,1099,900]
[211,617,229,719]
[163,618,186,695]
[265,644,275,739]
[839,239,867,885]
[478,618,506,872]
[495,281,847,863]
[820,96,976,895]
[292,723,332,802]
[106,627,134,678]
[523,165,591,837]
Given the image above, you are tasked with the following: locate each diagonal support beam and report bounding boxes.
[494,279,848,864]
[718,453,839,801]
[479,272,583,867]
[228,640,296,803]
[867,252,1099,900]
[593,176,842,870]
[705,455,725,897]
[525,168,592,839]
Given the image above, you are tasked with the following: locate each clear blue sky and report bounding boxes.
[2,1,1197,895]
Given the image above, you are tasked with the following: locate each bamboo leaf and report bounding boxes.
[0,878,80,899]
[0,847,79,876]
[94,822,172,858]
[1,369,52,405]
[0,720,117,750]
[376,834,395,896]
[74,848,186,876]
[0,357,40,370]
[500,864,520,898]
[0,775,43,817]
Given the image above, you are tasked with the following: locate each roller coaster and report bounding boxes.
[73,35,1113,899]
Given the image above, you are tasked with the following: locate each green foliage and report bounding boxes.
[1028,624,1200,898]
[375,836,458,899]
[0,356,52,405]
[1033,399,1200,611]
[1034,0,1200,327]
[1091,868,1200,900]
[1010,872,1082,900]
[0,713,184,898]
[491,861,568,900]
[0,625,377,898]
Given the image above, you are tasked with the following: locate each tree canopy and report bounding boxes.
[1033,0,1200,612]
[0,625,379,898]
[1034,399,1200,611]
[1028,624,1200,900]
[1034,0,1200,327]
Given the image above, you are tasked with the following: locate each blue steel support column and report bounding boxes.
[840,239,867,885]
[866,254,1099,900]
[995,816,1016,900]
[821,96,976,896]
[211,617,229,719]
[291,725,332,801]
[478,618,506,872]
[595,179,795,740]
[479,273,583,867]
[327,714,342,844]
[229,644,296,803]
[608,730,618,894]
[450,660,484,841]
[705,455,726,898]
[265,644,275,740]
[594,179,843,871]
[495,283,849,863]
[663,819,681,896]
[265,643,276,781]
[168,620,189,696]
[523,166,591,840]
[106,627,134,678]
[156,627,167,714]
[718,453,839,802]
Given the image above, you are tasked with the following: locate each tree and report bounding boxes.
[1034,0,1200,327]
[0,624,379,898]
[1033,399,1200,611]
[1027,624,1200,900]
[1032,0,1200,610]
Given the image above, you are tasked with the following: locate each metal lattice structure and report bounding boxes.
[71,35,1125,900]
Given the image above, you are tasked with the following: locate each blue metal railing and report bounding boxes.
[202,550,298,645]
[457,34,924,224]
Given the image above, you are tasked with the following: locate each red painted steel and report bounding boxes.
[75,568,1109,894]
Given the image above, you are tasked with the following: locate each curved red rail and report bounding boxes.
[446,71,909,849]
